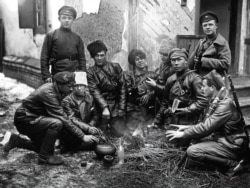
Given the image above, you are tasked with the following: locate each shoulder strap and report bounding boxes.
[175,70,195,96]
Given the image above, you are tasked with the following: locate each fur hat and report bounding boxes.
[87,40,108,58]
[159,38,176,56]
[128,49,146,66]
[169,48,188,60]
[54,71,75,84]
[204,69,225,90]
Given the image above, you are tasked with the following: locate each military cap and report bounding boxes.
[159,38,176,56]
[203,69,225,90]
[128,49,146,66]
[54,71,75,84]
[58,6,77,19]
[169,48,188,60]
[200,11,218,24]
[87,40,108,58]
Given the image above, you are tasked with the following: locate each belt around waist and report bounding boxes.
[56,55,77,61]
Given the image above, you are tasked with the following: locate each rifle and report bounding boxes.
[171,86,226,175]
[224,71,250,163]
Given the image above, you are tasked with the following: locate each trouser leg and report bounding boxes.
[187,141,239,170]
[2,133,38,157]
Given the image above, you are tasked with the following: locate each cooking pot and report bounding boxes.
[95,143,116,159]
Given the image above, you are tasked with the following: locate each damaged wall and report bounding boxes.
[137,0,195,70]
[72,0,129,70]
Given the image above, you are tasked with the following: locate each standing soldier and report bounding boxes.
[87,40,128,137]
[41,6,86,83]
[188,11,231,76]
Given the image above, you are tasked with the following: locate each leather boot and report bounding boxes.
[38,129,63,165]
[2,133,38,158]
[203,154,238,174]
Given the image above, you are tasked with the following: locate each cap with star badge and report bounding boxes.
[199,11,218,24]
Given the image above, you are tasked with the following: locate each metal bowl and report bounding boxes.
[103,155,114,164]
[95,143,116,159]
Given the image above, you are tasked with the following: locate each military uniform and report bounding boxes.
[60,91,99,151]
[188,33,231,77]
[188,11,231,77]
[155,69,208,126]
[124,68,157,130]
[40,28,86,81]
[40,6,86,81]
[3,72,76,165]
[87,61,127,136]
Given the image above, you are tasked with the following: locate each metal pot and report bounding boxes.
[95,143,116,159]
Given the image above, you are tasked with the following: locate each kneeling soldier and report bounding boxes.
[166,70,249,177]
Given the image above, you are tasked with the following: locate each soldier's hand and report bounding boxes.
[83,135,99,144]
[145,77,157,88]
[102,107,110,120]
[45,77,52,83]
[118,109,125,117]
[140,94,150,105]
[165,130,184,141]
[169,124,189,131]
[175,108,189,115]
[88,127,101,135]
[164,107,173,115]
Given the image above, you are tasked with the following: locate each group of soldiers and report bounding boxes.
[1,6,249,178]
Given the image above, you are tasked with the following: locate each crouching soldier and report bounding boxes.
[166,70,249,177]
[60,72,100,152]
[1,71,76,165]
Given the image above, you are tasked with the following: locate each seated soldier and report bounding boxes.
[60,72,100,152]
[166,70,249,177]
[1,72,76,165]
[124,49,158,131]
[147,48,208,130]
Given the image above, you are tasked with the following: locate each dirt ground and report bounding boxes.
[1,79,250,188]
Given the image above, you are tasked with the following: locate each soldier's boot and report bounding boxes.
[38,129,63,165]
[2,133,38,158]
[202,154,242,177]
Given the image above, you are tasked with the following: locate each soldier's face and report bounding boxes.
[59,14,74,29]
[159,53,169,63]
[135,56,146,69]
[94,51,106,66]
[58,82,75,97]
[202,20,217,36]
[73,85,88,97]
[201,79,214,98]
[171,57,187,73]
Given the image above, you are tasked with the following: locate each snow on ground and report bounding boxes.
[0,73,34,101]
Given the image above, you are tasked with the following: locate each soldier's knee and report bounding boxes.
[187,144,202,159]
[48,119,63,132]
